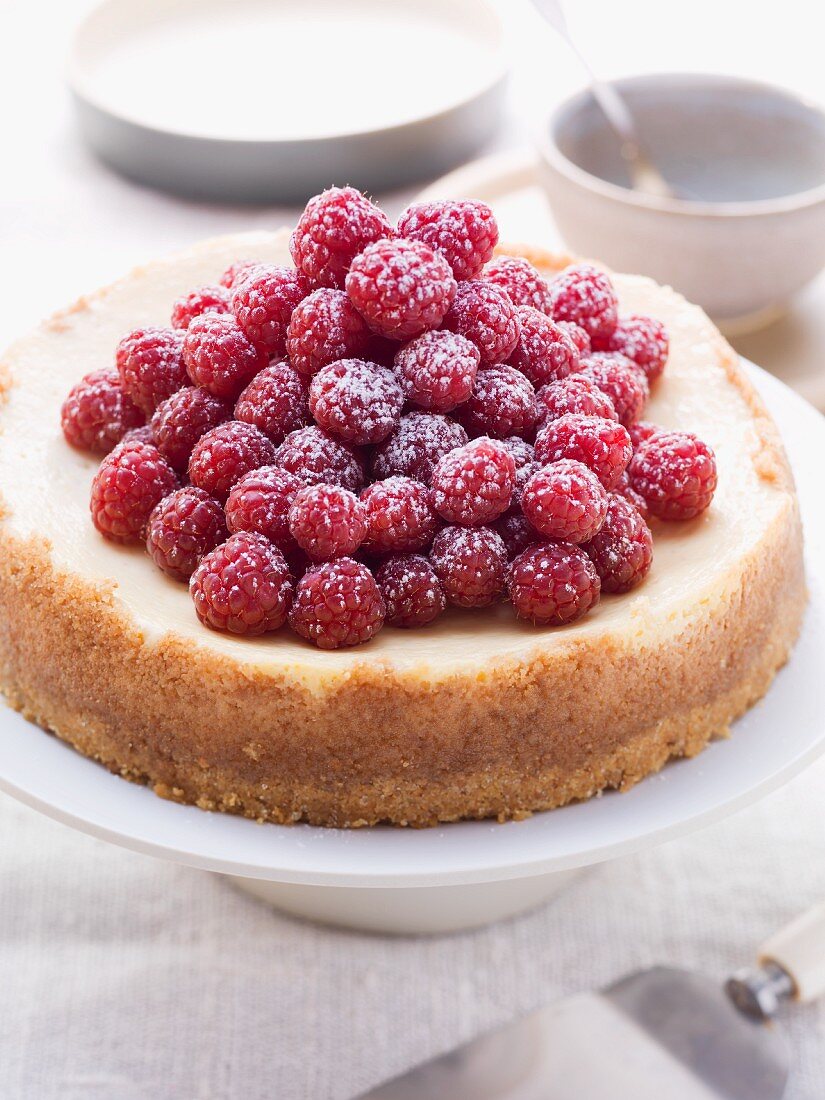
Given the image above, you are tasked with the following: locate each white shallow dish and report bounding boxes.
[1,365,823,933]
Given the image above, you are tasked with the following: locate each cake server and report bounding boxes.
[356,901,825,1100]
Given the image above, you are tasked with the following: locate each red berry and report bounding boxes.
[234,361,310,445]
[521,459,608,543]
[290,187,394,289]
[375,555,446,628]
[289,558,385,648]
[459,365,538,440]
[508,306,580,387]
[288,483,367,561]
[231,265,310,356]
[190,531,292,635]
[600,314,669,382]
[535,413,632,490]
[225,464,304,553]
[61,368,144,454]
[188,420,276,501]
[183,313,267,400]
[397,200,498,280]
[171,285,230,330]
[360,477,439,554]
[494,509,540,559]
[429,525,507,608]
[629,420,662,450]
[500,436,539,506]
[274,425,365,492]
[286,287,370,377]
[580,352,648,427]
[557,321,591,356]
[394,330,479,413]
[151,385,232,473]
[220,260,265,289]
[509,542,600,625]
[629,431,717,520]
[309,358,403,446]
[614,470,650,520]
[116,328,187,416]
[146,486,226,581]
[121,423,155,446]
[90,440,178,543]
[536,375,617,427]
[431,437,515,526]
[483,255,552,313]
[443,280,520,366]
[548,264,618,344]
[370,412,468,484]
[584,493,653,593]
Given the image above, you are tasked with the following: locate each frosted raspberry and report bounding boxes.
[370,412,468,484]
[146,486,226,581]
[394,330,479,413]
[290,187,394,289]
[557,321,591,356]
[190,531,292,635]
[459,365,538,440]
[614,471,650,520]
[61,368,144,454]
[548,264,618,344]
[494,509,540,560]
[220,260,265,289]
[535,413,632,490]
[274,425,365,492]
[286,288,370,377]
[234,361,310,445]
[183,313,268,400]
[188,420,276,500]
[431,437,515,526]
[231,265,310,356]
[116,328,187,416]
[509,542,600,626]
[121,424,155,446]
[629,431,717,520]
[536,375,617,427]
[289,558,385,648]
[600,314,669,382]
[483,255,552,313]
[584,493,653,593]
[429,525,507,608]
[375,555,446,628]
[397,200,498,280]
[361,477,439,554]
[501,437,539,506]
[346,238,456,340]
[225,464,303,553]
[580,353,649,426]
[151,386,232,473]
[629,420,663,450]
[90,440,178,543]
[309,358,403,445]
[288,483,367,561]
[508,307,580,387]
[521,459,608,543]
[443,280,520,366]
[171,285,230,330]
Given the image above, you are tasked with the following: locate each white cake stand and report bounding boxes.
[0,365,823,934]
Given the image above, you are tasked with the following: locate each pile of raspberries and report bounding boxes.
[61,187,717,649]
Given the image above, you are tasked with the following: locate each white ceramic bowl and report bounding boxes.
[538,74,825,333]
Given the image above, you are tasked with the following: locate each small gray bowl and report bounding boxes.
[538,73,825,332]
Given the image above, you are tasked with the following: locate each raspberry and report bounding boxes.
[234,361,310,445]
[443,280,520,366]
[309,358,403,446]
[288,483,367,561]
[394,330,479,413]
[290,187,394,289]
[289,558,385,648]
[225,464,303,553]
[614,471,650,520]
[580,353,648,427]
[629,431,717,520]
[188,420,277,500]
[509,542,600,625]
[501,436,538,506]
[494,509,540,559]
[459,365,538,440]
[370,412,468,484]
[183,313,268,400]
[231,265,310,356]
[361,477,439,554]
[146,486,226,581]
[600,314,669,382]
[375,555,446,628]
[286,288,370,377]
[521,459,608,543]
[151,386,232,473]
[274,425,364,492]
[61,368,144,454]
[220,260,265,289]
[508,307,580,387]
[429,525,507,608]
[557,321,591,356]
[90,440,178,543]
[548,264,618,344]
[584,493,653,593]
[431,437,515,526]
[536,375,617,427]
[171,285,230,330]
[397,200,498,280]
[535,413,632,490]
[483,255,552,313]
[190,531,292,635]
[629,420,662,450]
[121,424,155,446]
[116,328,187,416]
